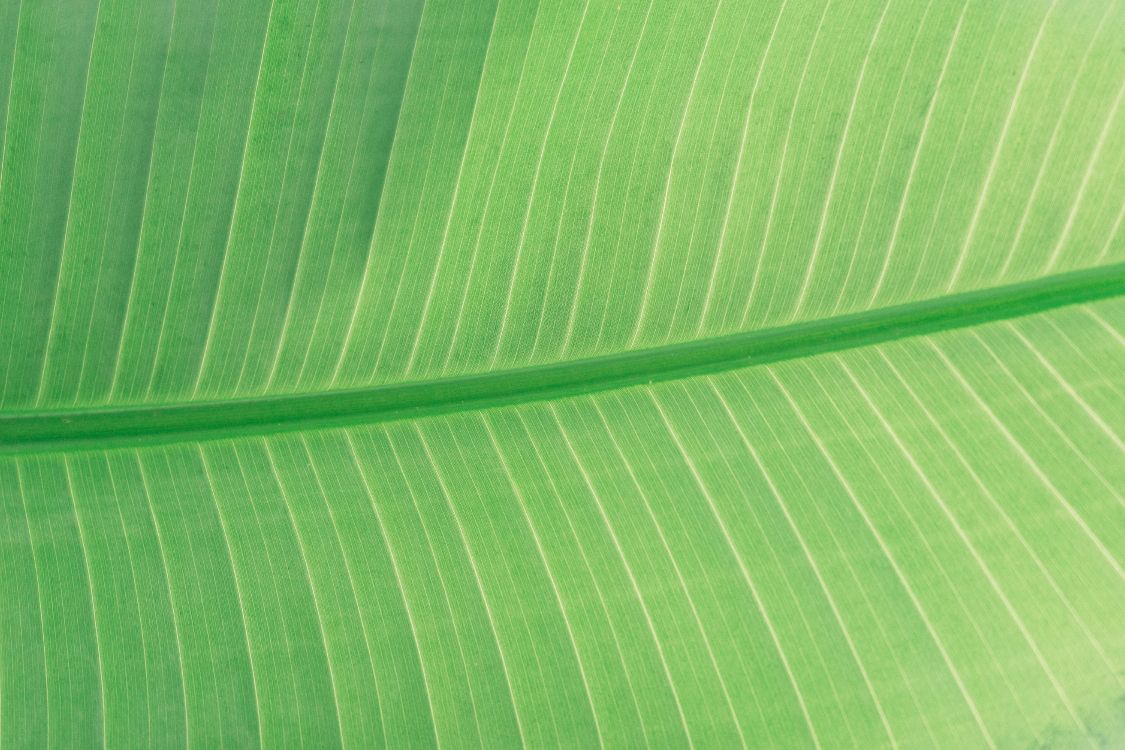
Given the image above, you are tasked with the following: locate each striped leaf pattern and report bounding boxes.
[1,0,1124,747]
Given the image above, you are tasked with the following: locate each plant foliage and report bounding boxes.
[1,0,1124,746]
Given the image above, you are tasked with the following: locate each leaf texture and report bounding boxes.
[1,0,1124,747]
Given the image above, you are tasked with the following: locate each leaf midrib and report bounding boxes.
[3,262,1123,455]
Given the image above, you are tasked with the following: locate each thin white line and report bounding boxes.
[711,384,940,746]
[479,414,605,748]
[1005,324,1124,453]
[629,0,725,346]
[440,2,555,372]
[696,0,790,333]
[74,3,149,401]
[225,447,307,747]
[107,0,179,399]
[527,6,651,360]
[558,2,655,354]
[576,395,751,746]
[948,0,1057,289]
[350,0,466,386]
[663,2,757,336]
[1032,314,1125,402]
[382,428,489,749]
[413,424,529,747]
[197,446,264,749]
[300,435,387,746]
[905,19,999,298]
[193,0,279,396]
[61,458,109,749]
[399,4,508,377]
[265,0,364,389]
[279,3,400,386]
[0,0,62,404]
[449,421,555,746]
[868,1,969,304]
[143,12,224,398]
[0,0,24,194]
[133,454,191,748]
[769,370,998,749]
[289,5,395,388]
[1084,307,1125,347]
[1044,77,1125,272]
[999,3,1111,277]
[475,419,591,744]
[970,329,1123,498]
[232,0,336,391]
[830,0,936,314]
[14,460,53,748]
[1095,195,1125,264]
[801,360,1041,738]
[643,392,823,749]
[333,0,468,384]
[35,0,105,405]
[490,0,593,366]
[549,404,696,748]
[727,373,942,746]
[875,347,1125,688]
[838,358,1089,736]
[513,409,652,746]
[589,395,777,744]
[793,0,893,316]
[261,440,348,746]
[103,455,155,745]
[738,0,833,327]
[586,5,697,352]
[706,381,900,749]
[587,400,748,749]
[162,448,234,748]
[517,10,623,361]
[343,432,443,748]
[929,340,1125,583]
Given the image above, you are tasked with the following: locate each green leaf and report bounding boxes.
[2,0,1124,747]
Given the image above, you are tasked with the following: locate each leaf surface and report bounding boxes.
[1,0,1124,746]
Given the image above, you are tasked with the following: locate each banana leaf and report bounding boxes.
[1,0,1124,746]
